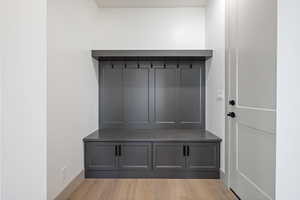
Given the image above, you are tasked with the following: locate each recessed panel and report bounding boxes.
[179,67,201,124]
[237,123,276,199]
[86,143,117,170]
[187,143,217,169]
[124,68,149,124]
[118,143,151,169]
[102,67,123,124]
[237,0,277,109]
[153,143,185,169]
[154,68,177,124]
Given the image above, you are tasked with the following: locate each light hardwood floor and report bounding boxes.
[69,179,237,200]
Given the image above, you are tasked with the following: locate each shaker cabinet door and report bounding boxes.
[153,143,186,169]
[186,143,219,170]
[85,142,117,170]
[118,142,152,170]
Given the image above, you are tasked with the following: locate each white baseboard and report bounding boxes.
[55,170,84,200]
[220,169,226,184]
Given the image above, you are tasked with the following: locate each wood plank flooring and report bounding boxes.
[69,179,237,200]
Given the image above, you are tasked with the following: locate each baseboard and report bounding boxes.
[219,169,226,184]
[55,170,84,200]
[85,169,220,179]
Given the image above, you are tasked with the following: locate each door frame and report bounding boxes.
[0,42,4,200]
[224,0,232,189]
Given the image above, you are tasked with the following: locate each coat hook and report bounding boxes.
[151,63,153,68]
[190,64,193,69]
[137,63,140,69]
[164,63,166,69]
[177,64,180,69]
[124,63,127,69]
[112,64,114,69]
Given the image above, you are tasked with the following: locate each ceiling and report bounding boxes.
[95,0,208,8]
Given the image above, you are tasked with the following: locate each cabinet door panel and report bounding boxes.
[85,142,117,170]
[153,143,185,169]
[118,142,152,170]
[186,143,219,169]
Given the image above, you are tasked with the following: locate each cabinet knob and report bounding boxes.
[229,100,236,106]
[227,112,236,118]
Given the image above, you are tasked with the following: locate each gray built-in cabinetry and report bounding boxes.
[84,50,221,178]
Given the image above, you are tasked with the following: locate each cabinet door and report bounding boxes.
[118,142,152,170]
[186,143,219,170]
[85,142,117,170]
[153,143,186,169]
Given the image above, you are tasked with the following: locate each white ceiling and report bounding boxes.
[96,0,208,8]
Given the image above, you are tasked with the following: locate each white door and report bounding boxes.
[226,0,277,199]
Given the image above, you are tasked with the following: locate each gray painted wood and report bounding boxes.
[100,62,205,129]
[118,142,152,170]
[179,64,202,125]
[153,143,186,169]
[92,50,213,59]
[154,68,177,124]
[186,143,219,170]
[85,170,220,179]
[84,130,221,179]
[102,65,123,125]
[83,129,222,142]
[124,68,150,124]
[85,142,117,170]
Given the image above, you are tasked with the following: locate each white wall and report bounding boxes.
[0,8,4,198]
[205,0,226,172]
[0,17,3,200]
[276,0,300,198]
[94,7,206,49]
[1,0,47,199]
[47,0,100,199]
[47,3,206,199]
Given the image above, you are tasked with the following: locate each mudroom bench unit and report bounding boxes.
[83,50,222,179]
[84,129,221,178]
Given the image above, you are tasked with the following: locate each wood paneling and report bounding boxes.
[102,65,123,125]
[100,62,205,129]
[154,68,177,124]
[118,142,152,170]
[124,68,149,124]
[153,143,186,169]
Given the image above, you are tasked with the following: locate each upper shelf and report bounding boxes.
[92,50,213,61]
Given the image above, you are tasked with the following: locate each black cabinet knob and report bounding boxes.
[229,100,236,106]
[227,112,236,118]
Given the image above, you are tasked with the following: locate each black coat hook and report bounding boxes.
[177,64,180,69]
[190,64,193,69]
[124,64,127,68]
[164,63,166,69]
[111,64,114,69]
